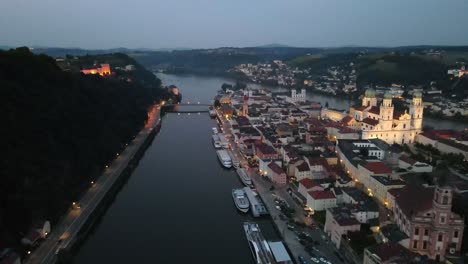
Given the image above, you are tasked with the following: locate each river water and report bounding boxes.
[73,73,465,263]
[73,74,279,264]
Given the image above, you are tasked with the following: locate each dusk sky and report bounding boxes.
[1,0,467,49]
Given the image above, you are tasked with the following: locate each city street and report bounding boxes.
[25,105,161,264]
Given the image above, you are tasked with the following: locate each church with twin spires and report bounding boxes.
[347,88,424,145]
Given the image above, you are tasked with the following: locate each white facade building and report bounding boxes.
[355,89,424,145]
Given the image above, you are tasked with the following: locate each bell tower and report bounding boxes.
[410,92,423,132]
[379,92,394,130]
[433,185,453,228]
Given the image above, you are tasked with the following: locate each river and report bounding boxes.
[73,74,279,264]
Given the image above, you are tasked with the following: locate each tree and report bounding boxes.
[213,99,221,108]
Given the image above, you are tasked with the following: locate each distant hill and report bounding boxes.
[255,43,295,48]
[30,47,135,57]
[356,53,449,86]
[9,45,468,86]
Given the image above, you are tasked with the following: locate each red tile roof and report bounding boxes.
[355,106,367,111]
[420,129,464,141]
[308,157,327,166]
[367,243,420,262]
[256,144,277,155]
[308,190,336,200]
[363,162,392,174]
[399,155,417,165]
[341,116,353,124]
[268,162,285,175]
[299,178,321,189]
[394,185,434,218]
[338,127,356,134]
[296,161,310,172]
[368,106,380,115]
[362,117,379,126]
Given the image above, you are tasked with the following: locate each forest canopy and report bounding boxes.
[0,48,162,246]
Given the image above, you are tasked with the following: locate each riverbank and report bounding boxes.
[58,121,162,263]
[25,106,162,264]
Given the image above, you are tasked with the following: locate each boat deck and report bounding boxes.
[227,149,240,168]
[243,187,269,217]
[243,222,277,264]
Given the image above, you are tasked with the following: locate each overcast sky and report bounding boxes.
[1,0,467,49]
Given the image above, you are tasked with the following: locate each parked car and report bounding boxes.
[298,255,308,264]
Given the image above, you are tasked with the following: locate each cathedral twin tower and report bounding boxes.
[357,88,423,145]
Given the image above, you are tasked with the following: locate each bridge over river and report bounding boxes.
[161,102,212,113]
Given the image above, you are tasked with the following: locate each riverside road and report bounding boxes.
[25,105,161,264]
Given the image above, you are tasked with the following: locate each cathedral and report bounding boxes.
[348,88,424,145]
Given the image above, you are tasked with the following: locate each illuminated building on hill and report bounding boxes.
[80,64,111,76]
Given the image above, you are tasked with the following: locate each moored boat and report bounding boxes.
[243,222,276,264]
[232,189,250,213]
[218,133,229,149]
[212,134,222,149]
[216,149,232,168]
[236,168,252,187]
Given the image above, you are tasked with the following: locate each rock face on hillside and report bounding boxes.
[165,85,183,104]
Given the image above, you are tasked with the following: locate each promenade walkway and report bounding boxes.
[25,105,161,264]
